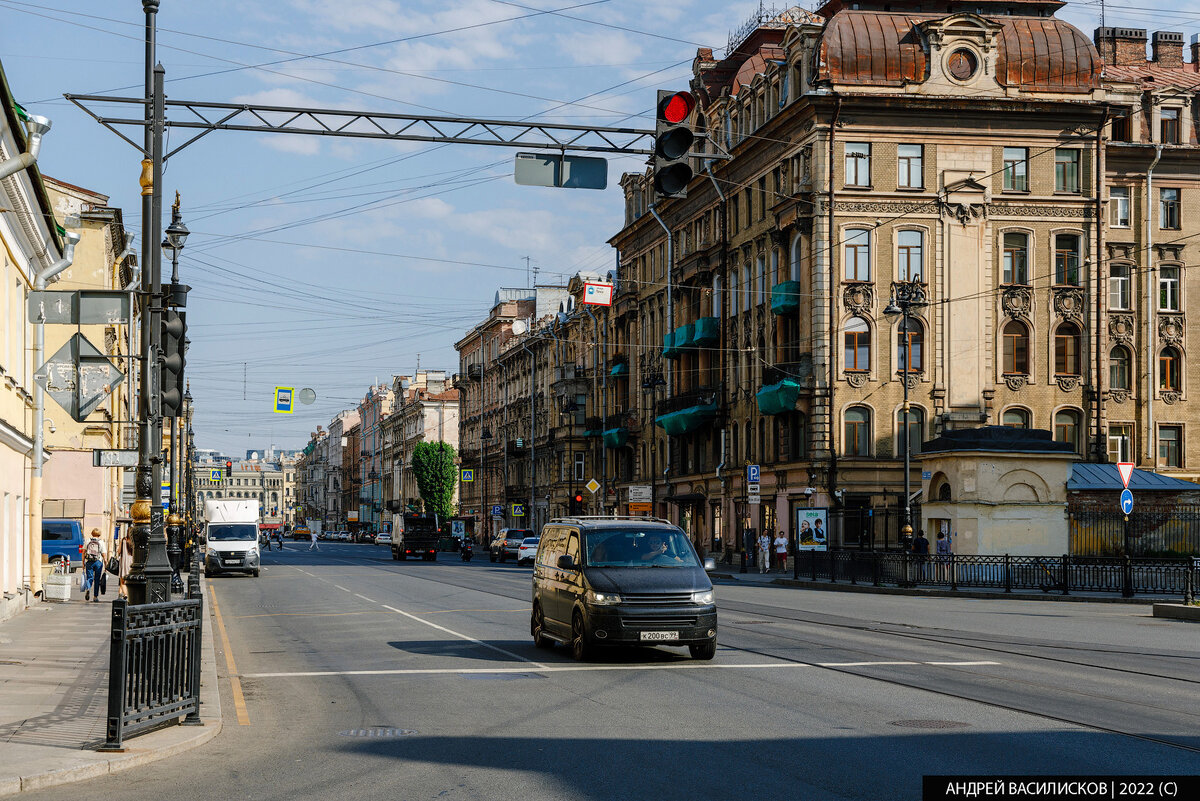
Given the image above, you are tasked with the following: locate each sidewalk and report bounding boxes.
[708,561,1179,604]
[0,574,221,796]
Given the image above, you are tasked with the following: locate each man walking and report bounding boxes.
[308,528,319,551]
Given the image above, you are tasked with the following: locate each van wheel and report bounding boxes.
[571,611,593,662]
[689,640,717,660]
[252,570,260,578]
[532,605,554,649]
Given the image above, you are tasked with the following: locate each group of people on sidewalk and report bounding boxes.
[80,527,134,602]
[755,530,790,573]
[739,526,953,575]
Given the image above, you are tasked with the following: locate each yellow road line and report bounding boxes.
[208,583,251,726]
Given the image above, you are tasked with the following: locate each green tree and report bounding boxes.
[411,441,458,519]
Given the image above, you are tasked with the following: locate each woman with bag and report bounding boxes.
[116,530,134,599]
[81,529,106,602]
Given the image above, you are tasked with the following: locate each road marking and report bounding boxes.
[354,593,376,603]
[334,585,350,592]
[241,660,1000,679]
[381,604,548,669]
[208,583,251,726]
[229,611,389,620]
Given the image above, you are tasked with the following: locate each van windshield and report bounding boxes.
[585,528,700,568]
[208,524,257,542]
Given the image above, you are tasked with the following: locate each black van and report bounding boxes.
[531,517,717,660]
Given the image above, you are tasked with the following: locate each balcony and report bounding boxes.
[583,417,603,438]
[756,378,802,415]
[654,385,720,436]
[467,363,483,381]
[771,281,803,315]
[602,427,630,448]
[691,316,719,347]
[662,331,680,359]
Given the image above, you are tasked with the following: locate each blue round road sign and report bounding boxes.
[1120,488,1134,515]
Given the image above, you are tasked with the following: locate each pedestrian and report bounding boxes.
[912,528,930,581]
[117,528,134,599]
[935,530,952,581]
[757,530,771,574]
[274,530,284,551]
[773,530,789,573]
[308,527,319,551]
[81,528,106,602]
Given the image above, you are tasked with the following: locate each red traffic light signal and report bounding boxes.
[574,494,583,503]
[224,461,232,477]
[659,91,696,124]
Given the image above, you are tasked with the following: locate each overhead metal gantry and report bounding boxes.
[64,94,657,160]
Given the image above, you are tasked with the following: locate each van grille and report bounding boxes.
[620,615,700,628]
[621,593,694,606]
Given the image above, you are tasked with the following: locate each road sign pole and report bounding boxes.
[1122,514,1134,598]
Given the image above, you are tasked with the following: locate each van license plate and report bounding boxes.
[640,631,679,641]
[224,559,243,565]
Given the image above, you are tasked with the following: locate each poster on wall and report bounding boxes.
[796,507,828,551]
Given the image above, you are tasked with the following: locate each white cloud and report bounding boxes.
[556,30,642,66]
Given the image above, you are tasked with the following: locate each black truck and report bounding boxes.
[391,514,440,561]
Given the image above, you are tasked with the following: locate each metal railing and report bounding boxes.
[790,549,1199,600]
[101,594,203,751]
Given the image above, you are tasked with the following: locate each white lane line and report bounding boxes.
[381,604,548,669]
[241,660,1001,679]
[354,594,376,603]
[334,585,350,592]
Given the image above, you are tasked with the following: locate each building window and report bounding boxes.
[1160,108,1180,144]
[1110,346,1132,390]
[1111,112,1132,143]
[1002,408,1030,428]
[1055,234,1081,286]
[757,176,767,219]
[897,407,924,457]
[1002,147,1028,191]
[729,272,739,316]
[574,452,585,481]
[1109,264,1131,309]
[844,317,871,372]
[897,144,923,188]
[1159,266,1180,311]
[1159,347,1181,392]
[1108,424,1132,464]
[844,407,871,456]
[845,142,871,186]
[1003,320,1029,374]
[1055,149,1080,193]
[896,230,923,281]
[1055,322,1081,376]
[844,228,870,281]
[1110,186,1130,227]
[1158,425,1182,468]
[1054,409,1082,454]
[756,255,766,304]
[897,318,923,372]
[1002,232,1029,284]
[1160,188,1181,229]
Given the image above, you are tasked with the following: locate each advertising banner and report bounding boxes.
[796,507,828,551]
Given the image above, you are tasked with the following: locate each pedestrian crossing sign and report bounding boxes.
[512,503,525,517]
[210,469,222,481]
[461,469,474,482]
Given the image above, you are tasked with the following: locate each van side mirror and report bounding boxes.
[557,554,577,570]
[703,557,716,572]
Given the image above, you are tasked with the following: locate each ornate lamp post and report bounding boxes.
[162,196,188,595]
[884,278,927,549]
[640,371,665,518]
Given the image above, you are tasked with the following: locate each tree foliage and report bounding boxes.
[411,441,458,519]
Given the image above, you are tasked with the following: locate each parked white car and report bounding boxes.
[517,536,540,565]
[376,532,392,546]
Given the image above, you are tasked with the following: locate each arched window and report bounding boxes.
[758,418,766,464]
[1110,346,1132,390]
[1055,234,1081,286]
[897,230,923,281]
[844,228,870,281]
[731,425,739,466]
[937,482,952,502]
[790,234,803,281]
[729,272,739,316]
[712,275,723,317]
[897,406,925,457]
[1055,409,1082,453]
[744,421,753,461]
[756,255,766,304]
[1003,320,1029,374]
[1003,408,1031,428]
[897,318,923,372]
[844,407,871,456]
[1055,322,1081,375]
[789,411,807,460]
[1159,347,1182,391]
[844,317,871,371]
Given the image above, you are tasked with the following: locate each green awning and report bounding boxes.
[302,442,315,456]
[756,379,802,415]
[655,402,719,435]
[771,281,802,315]
[663,331,679,359]
[602,427,629,448]
[583,428,602,438]
[610,362,629,377]
[692,316,719,347]
[676,323,695,351]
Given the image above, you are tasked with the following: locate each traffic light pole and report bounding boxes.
[128,4,171,606]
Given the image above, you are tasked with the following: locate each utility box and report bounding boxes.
[43,569,72,602]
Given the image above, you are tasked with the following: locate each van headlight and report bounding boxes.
[586,590,622,606]
[691,590,715,604]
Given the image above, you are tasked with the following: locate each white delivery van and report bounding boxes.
[204,499,261,577]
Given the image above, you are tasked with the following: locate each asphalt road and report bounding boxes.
[26,542,1200,801]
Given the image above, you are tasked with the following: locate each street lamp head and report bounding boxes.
[165,218,189,250]
[883,297,903,320]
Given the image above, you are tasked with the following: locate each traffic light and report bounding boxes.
[652,90,697,200]
[571,493,584,514]
[224,461,232,478]
[160,310,187,417]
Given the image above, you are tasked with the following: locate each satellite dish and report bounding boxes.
[511,320,528,335]
[298,388,317,405]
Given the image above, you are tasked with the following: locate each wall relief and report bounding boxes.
[842,283,874,315]
[1052,287,1086,321]
[845,372,868,388]
[1159,314,1185,345]
[1056,375,1080,392]
[1108,389,1129,404]
[1160,390,1181,405]
[1004,374,1026,391]
[1108,314,1135,344]
[1001,286,1032,320]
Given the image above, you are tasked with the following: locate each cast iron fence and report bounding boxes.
[1069,505,1200,556]
[791,549,1198,601]
[101,595,203,751]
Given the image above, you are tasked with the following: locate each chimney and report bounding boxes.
[1191,34,1200,67]
[1152,31,1185,68]
[1095,27,1148,66]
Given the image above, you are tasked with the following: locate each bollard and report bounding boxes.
[1061,554,1070,596]
[99,599,128,751]
[1122,554,1134,599]
[1184,564,1194,606]
[949,553,958,592]
[1004,554,1012,593]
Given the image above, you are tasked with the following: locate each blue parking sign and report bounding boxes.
[490,504,503,516]
[747,464,760,483]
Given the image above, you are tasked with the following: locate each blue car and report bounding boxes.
[42,519,85,571]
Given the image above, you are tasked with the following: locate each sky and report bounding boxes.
[1,0,1192,456]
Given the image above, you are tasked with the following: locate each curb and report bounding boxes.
[711,570,1171,604]
[3,590,223,796]
[1152,603,1200,621]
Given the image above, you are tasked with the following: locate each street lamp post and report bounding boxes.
[641,371,665,518]
[884,278,927,550]
[163,196,188,595]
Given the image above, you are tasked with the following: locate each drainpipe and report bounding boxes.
[827,95,841,505]
[1146,144,1162,467]
[1094,112,1108,463]
[706,161,729,540]
[29,230,81,597]
[0,115,51,181]
[648,204,673,513]
[520,337,538,530]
